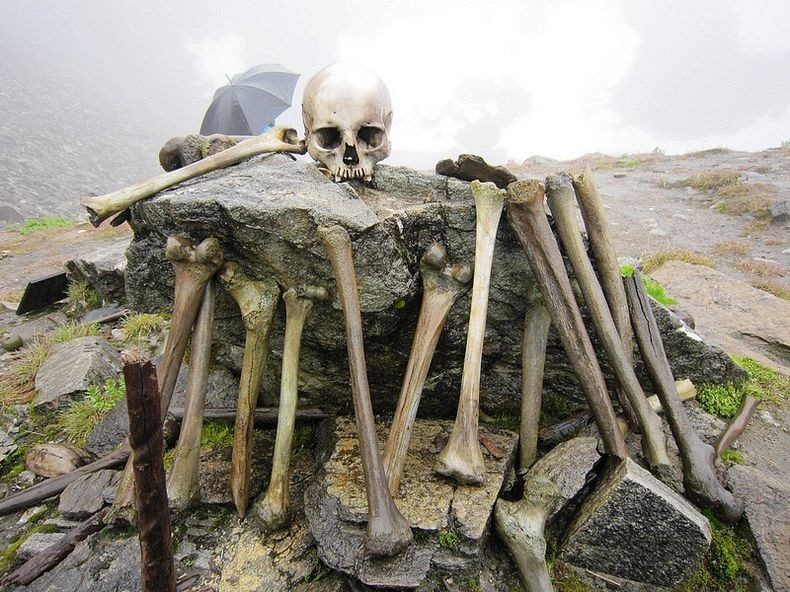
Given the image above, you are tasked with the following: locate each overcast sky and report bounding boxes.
[3,0,789,171]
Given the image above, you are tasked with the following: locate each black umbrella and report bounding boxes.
[199,64,299,136]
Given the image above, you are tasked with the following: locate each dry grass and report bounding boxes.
[734,260,788,277]
[642,250,716,274]
[712,241,752,257]
[714,182,775,218]
[750,279,790,302]
[673,170,741,192]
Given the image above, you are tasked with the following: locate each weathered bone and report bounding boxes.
[251,286,327,531]
[435,180,506,485]
[319,224,412,557]
[383,243,472,495]
[495,475,563,592]
[546,174,671,477]
[113,236,223,512]
[166,280,215,511]
[571,168,638,426]
[505,179,628,460]
[714,395,759,457]
[623,269,743,523]
[81,126,305,226]
[218,262,280,518]
[519,292,552,472]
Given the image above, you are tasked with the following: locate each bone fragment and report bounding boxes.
[166,281,215,511]
[435,153,517,189]
[495,476,563,592]
[623,269,743,522]
[251,286,326,531]
[519,294,552,472]
[319,225,412,557]
[113,236,222,512]
[647,378,696,413]
[219,262,280,518]
[383,243,472,495]
[81,126,305,226]
[546,174,670,478]
[505,179,628,460]
[168,406,329,425]
[714,395,760,457]
[159,133,249,171]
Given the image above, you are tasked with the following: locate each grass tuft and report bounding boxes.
[749,279,790,301]
[119,312,169,344]
[641,250,716,273]
[57,378,126,445]
[8,217,75,236]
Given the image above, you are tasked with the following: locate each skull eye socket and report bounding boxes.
[314,127,341,150]
[357,126,385,149]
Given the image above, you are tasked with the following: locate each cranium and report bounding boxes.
[302,63,393,182]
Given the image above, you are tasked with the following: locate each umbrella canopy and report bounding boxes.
[200,64,299,136]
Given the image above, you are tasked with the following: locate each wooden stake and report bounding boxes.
[123,353,176,592]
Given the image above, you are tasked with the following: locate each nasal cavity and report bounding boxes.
[343,144,359,166]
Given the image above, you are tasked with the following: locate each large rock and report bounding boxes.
[560,457,711,588]
[124,156,743,418]
[64,235,130,304]
[33,336,121,409]
[304,417,517,588]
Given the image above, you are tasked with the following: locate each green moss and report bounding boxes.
[10,216,75,236]
[201,421,234,450]
[438,528,460,549]
[720,450,743,465]
[732,356,789,407]
[697,383,746,418]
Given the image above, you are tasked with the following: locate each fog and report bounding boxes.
[1,1,788,220]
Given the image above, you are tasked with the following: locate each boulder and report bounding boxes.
[33,336,121,409]
[124,156,743,419]
[64,235,130,304]
[304,417,517,588]
[560,457,711,588]
[58,469,119,519]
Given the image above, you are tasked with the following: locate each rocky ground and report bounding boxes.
[0,147,788,591]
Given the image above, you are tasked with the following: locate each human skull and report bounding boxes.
[302,63,393,182]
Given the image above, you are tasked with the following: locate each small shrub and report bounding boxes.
[641,250,716,273]
[696,383,745,418]
[12,217,75,236]
[57,378,126,445]
[120,312,169,344]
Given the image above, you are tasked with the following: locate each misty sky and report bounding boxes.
[2,0,789,172]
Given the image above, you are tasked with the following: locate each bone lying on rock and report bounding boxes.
[219,262,280,518]
[519,293,552,472]
[435,180,506,485]
[495,476,563,592]
[319,224,412,557]
[166,281,215,511]
[251,286,326,531]
[546,173,671,478]
[623,268,743,523]
[114,236,223,513]
[81,126,305,226]
[506,179,628,461]
[383,243,472,496]
[714,395,760,457]
[435,153,517,189]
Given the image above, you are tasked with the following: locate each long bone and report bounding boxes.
[218,262,280,518]
[546,174,671,477]
[383,243,472,496]
[319,225,413,557]
[81,126,306,227]
[623,269,743,523]
[519,292,552,472]
[435,180,506,485]
[505,180,628,460]
[495,475,563,592]
[114,236,223,512]
[166,280,215,510]
[251,286,327,531]
[571,168,638,427]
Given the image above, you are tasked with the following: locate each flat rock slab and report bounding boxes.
[304,418,517,588]
[33,336,121,408]
[729,465,790,592]
[560,457,711,588]
[651,261,790,375]
[58,469,119,519]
